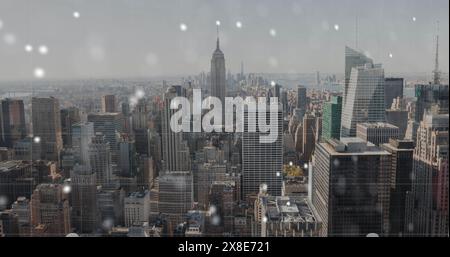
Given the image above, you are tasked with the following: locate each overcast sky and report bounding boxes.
[0,0,448,80]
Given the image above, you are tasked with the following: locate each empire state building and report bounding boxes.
[210,30,226,104]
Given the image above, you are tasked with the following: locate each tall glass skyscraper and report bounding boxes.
[341,63,385,137]
[344,46,373,104]
[322,96,342,141]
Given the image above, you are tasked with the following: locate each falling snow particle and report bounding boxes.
[38,45,49,55]
[3,33,16,45]
[262,216,268,223]
[303,163,308,169]
[412,17,416,22]
[276,172,281,177]
[209,205,217,215]
[33,136,41,143]
[135,89,145,99]
[25,44,33,53]
[334,24,340,31]
[269,28,277,37]
[34,68,45,79]
[216,20,221,26]
[63,185,71,194]
[73,11,80,19]
[179,23,187,32]
[289,161,293,166]
[270,81,276,87]
[236,21,242,28]
[389,53,393,58]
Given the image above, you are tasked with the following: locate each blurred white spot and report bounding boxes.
[389,53,393,58]
[269,28,277,37]
[89,45,105,62]
[102,218,114,230]
[0,195,7,208]
[333,159,340,167]
[33,136,41,143]
[262,216,268,223]
[135,89,145,99]
[211,215,221,226]
[179,23,187,31]
[268,57,278,68]
[303,163,308,169]
[145,52,158,66]
[412,17,416,22]
[366,233,379,237]
[25,44,33,53]
[38,45,48,55]
[63,185,71,194]
[33,68,45,79]
[129,96,138,107]
[215,20,221,26]
[276,172,281,177]
[289,161,293,166]
[236,21,242,28]
[209,205,217,215]
[260,183,268,191]
[334,24,339,31]
[286,201,291,206]
[270,81,276,87]
[3,33,16,45]
[73,11,80,19]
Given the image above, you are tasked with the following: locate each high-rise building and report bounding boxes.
[210,29,226,105]
[161,86,190,172]
[356,122,400,146]
[312,137,391,236]
[414,84,449,124]
[97,184,125,229]
[301,114,316,162]
[31,97,63,161]
[124,190,150,227]
[0,160,33,209]
[119,137,137,177]
[0,210,19,237]
[71,164,97,234]
[72,122,94,168]
[384,78,404,109]
[30,184,71,236]
[344,46,373,104]
[322,96,342,141]
[88,112,123,164]
[0,99,26,148]
[242,104,283,198]
[60,107,81,148]
[132,99,148,130]
[406,113,448,236]
[158,171,193,227]
[11,197,30,235]
[102,95,118,113]
[381,139,414,236]
[341,63,385,137]
[296,85,307,118]
[89,134,112,186]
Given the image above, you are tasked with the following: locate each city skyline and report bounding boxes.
[0,0,449,81]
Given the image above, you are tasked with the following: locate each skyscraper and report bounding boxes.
[0,99,26,148]
[89,134,112,186]
[32,97,63,161]
[341,63,385,137]
[356,122,400,146]
[161,86,190,172]
[344,46,373,104]
[210,28,226,105]
[384,78,404,109]
[88,112,123,164]
[381,139,414,236]
[296,85,307,118]
[102,95,118,113]
[71,164,97,234]
[242,104,283,198]
[72,122,95,168]
[60,107,81,148]
[312,137,391,236]
[322,96,342,141]
[30,184,71,236]
[301,114,316,162]
[406,113,448,236]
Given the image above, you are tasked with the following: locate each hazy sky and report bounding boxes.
[0,0,448,80]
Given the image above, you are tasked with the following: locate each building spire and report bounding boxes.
[355,16,359,49]
[433,20,441,85]
[216,22,220,50]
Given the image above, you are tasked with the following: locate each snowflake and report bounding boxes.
[179,23,188,32]
[25,44,33,53]
[215,20,221,26]
[73,11,80,19]
[236,21,242,28]
[334,24,339,31]
[38,45,49,55]
[269,28,277,37]
[33,68,45,79]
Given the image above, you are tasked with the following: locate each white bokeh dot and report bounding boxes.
[262,216,268,223]
[33,136,41,143]
[25,44,33,53]
[270,81,276,87]
[179,23,187,31]
[38,45,49,55]
[73,11,80,19]
[269,28,277,37]
[412,17,416,22]
[304,163,309,169]
[236,21,242,28]
[389,53,393,58]
[63,185,71,194]
[276,171,281,177]
[3,33,16,45]
[334,24,340,31]
[215,20,221,26]
[34,68,45,79]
